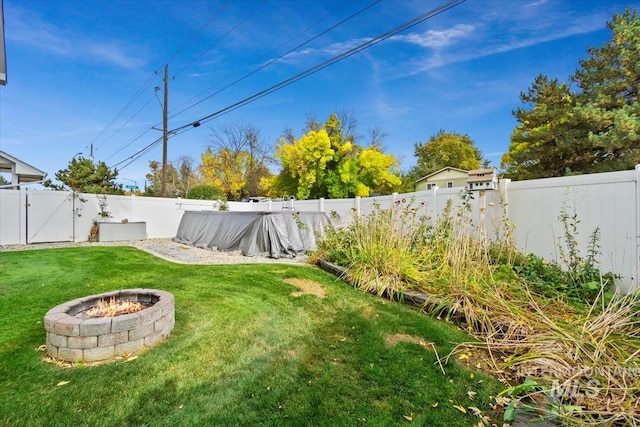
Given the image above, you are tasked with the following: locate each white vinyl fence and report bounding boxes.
[1,165,638,293]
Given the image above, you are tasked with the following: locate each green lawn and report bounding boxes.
[0,247,502,426]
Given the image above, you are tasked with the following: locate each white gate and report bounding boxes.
[26,191,74,243]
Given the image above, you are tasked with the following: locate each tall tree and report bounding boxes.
[145,156,198,198]
[199,122,273,200]
[571,7,640,171]
[272,113,401,199]
[502,8,640,179]
[411,129,484,179]
[501,75,584,179]
[44,156,123,194]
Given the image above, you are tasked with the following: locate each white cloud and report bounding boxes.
[278,23,474,66]
[278,37,372,64]
[524,0,549,8]
[385,9,607,79]
[6,7,145,69]
[390,24,475,48]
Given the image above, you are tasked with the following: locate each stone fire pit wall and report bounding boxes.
[44,289,174,363]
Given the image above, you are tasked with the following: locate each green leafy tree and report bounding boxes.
[410,129,484,179]
[44,156,123,194]
[272,114,401,199]
[502,8,640,179]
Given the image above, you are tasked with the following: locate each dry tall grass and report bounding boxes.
[314,196,640,425]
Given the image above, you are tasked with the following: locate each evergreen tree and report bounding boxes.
[44,156,123,194]
[502,8,640,179]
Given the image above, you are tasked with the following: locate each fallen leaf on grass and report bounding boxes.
[452,404,466,414]
[56,381,70,387]
[468,406,482,416]
[431,402,439,408]
[403,414,413,421]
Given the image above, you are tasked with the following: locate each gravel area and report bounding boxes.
[0,238,310,266]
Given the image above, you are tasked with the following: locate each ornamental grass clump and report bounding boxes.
[327,199,428,301]
[474,288,640,426]
[314,193,640,425]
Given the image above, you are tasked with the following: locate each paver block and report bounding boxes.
[84,346,115,362]
[46,344,58,359]
[98,331,129,347]
[58,347,83,362]
[111,313,140,333]
[68,335,98,350]
[44,312,67,333]
[139,306,162,325]
[53,316,82,336]
[115,339,144,356]
[47,333,68,348]
[144,332,164,347]
[80,318,112,336]
[128,322,154,341]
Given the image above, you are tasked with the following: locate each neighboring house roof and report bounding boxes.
[0,150,47,184]
[415,167,468,183]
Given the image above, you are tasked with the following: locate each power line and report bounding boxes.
[93,2,234,159]
[165,1,232,67]
[91,72,157,152]
[170,0,383,120]
[114,1,382,171]
[100,95,156,161]
[112,134,164,170]
[171,0,465,134]
[172,0,265,79]
[114,0,465,172]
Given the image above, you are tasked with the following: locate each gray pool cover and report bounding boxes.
[174,211,331,258]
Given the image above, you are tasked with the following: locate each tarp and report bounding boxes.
[174,211,332,258]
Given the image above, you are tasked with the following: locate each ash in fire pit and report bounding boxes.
[44,289,174,364]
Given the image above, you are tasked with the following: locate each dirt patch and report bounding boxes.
[284,278,326,299]
[384,333,433,350]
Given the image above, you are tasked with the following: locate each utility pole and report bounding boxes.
[161,64,169,197]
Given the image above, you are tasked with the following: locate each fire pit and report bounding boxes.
[44,289,174,363]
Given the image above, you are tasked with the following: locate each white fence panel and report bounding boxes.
[133,196,184,238]
[0,189,22,245]
[506,169,638,293]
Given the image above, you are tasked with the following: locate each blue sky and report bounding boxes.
[1,0,637,189]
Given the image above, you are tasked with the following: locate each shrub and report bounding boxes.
[186,185,225,200]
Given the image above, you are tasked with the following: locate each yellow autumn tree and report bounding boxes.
[199,147,249,201]
[272,114,402,199]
